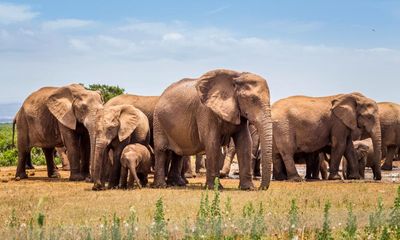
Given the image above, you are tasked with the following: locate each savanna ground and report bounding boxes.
[0,164,400,239]
[1,122,400,239]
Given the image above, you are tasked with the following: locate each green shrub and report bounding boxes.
[150,197,168,240]
[316,201,333,240]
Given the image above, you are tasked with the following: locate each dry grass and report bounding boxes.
[0,165,399,238]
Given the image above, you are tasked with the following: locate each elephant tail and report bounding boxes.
[12,115,17,148]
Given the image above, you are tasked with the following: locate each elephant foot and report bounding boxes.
[287,175,303,182]
[92,183,106,191]
[347,174,360,180]
[152,180,168,188]
[25,164,35,170]
[381,164,393,171]
[328,173,342,180]
[48,171,61,178]
[219,171,229,179]
[239,182,256,191]
[166,176,187,187]
[184,172,195,179]
[205,182,224,190]
[69,173,86,181]
[15,172,28,181]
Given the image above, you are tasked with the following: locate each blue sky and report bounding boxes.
[0,0,399,104]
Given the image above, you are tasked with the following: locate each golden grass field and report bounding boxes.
[1,162,400,239]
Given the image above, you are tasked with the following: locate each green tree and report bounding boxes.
[84,84,125,103]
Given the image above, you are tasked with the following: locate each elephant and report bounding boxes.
[342,139,371,179]
[120,143,154,189]
[14,84,103,181]
[377,102,400,170]
[99,94,184,186]
[195,154,206,173]
[220,123,261,178]
[55,147,70,170]
[272,92,382,181]
[91,104,151,190]
[153,69,273,190]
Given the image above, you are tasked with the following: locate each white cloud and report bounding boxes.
[162,32,184,41]
[0,19,400,104]
[0,2,38,24]
[42,19,94,30]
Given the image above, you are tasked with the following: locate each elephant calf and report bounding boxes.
[120,144,154,189]
[342,139,371,179]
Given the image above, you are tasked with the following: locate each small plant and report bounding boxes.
[250,202,266,240]
[100,215,109,240]
[365,197,386,237]
[316,201,333,240]
[111,213,121,240]
[288,199,299,239]
[342,203,357,240]
[151,197,168,240]
[380,226,390,240]
[126,206,138,240]
[8,208,18,229]
[210,177,222,238]
[389,186,400,239]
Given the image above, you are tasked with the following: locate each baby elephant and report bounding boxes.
[342,139,371,179]
[120,144,153,189]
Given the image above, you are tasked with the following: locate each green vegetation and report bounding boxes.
[84,84,125,103]
[1,184,400,239]
[0,124,59,167]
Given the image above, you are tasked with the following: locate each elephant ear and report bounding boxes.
[331,94,357,130]
[196,69,241,125]
[47,87,77,130]
[117,105,140,142]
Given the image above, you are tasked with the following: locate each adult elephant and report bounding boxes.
[91,104,151,190]
[272,93,382,181]
[378,102,400,170]
[153,69,273,190]
[14,84,103,181]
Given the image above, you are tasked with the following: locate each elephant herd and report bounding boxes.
[11,69,400,191]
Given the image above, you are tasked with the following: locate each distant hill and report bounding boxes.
[0,103,20,123]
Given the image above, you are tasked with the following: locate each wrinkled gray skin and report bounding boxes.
[14,84,103,181]
[91,104,150,190]
[272,93,382,181]
[220,124,261,178]
[153,69,273,190]
[120,143,154,189]
[377,102,400,170]
[342,139,371,179]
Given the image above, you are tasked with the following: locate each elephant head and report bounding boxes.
[46,84,103,177]
[331,92,382,180]
[196,69,273,190]
[92,105,144,190]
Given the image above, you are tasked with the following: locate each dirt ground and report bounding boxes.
[0,162,399,234]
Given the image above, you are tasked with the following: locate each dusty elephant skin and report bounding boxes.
[120,143,153,189]
[377,102,400,170]
[272,93,382,182]
[153,69,273,190]
[91,104,151,191]
[14,84,103,181]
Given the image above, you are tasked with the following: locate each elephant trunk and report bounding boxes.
[92,140,107,190]
[255,106,273,190]
[370,121,382,180]
[131,161,142,189]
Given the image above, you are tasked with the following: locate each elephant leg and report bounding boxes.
[15,148,30,180]
[25,153,35,169]
[108,147,123,189]
[42,148,60,178]
[382,146,396,170]
[120,166,128,189]
[359,156,367,179]
[272,151,287,180]
[203,132,224,189]
[220,140,235,178]
[341,157,348,179]
[320,157,328,180]
[328,135,347,180]
[281,152,302,181]
[79,131,91,179]
[253,157,261,178]
[60,125,84,181]
[153,148,169,188]
[233,123,255,190]
[195,154,205,173]
[167,153,186,187]
[183,156,195,179]
[343,138,360,179]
